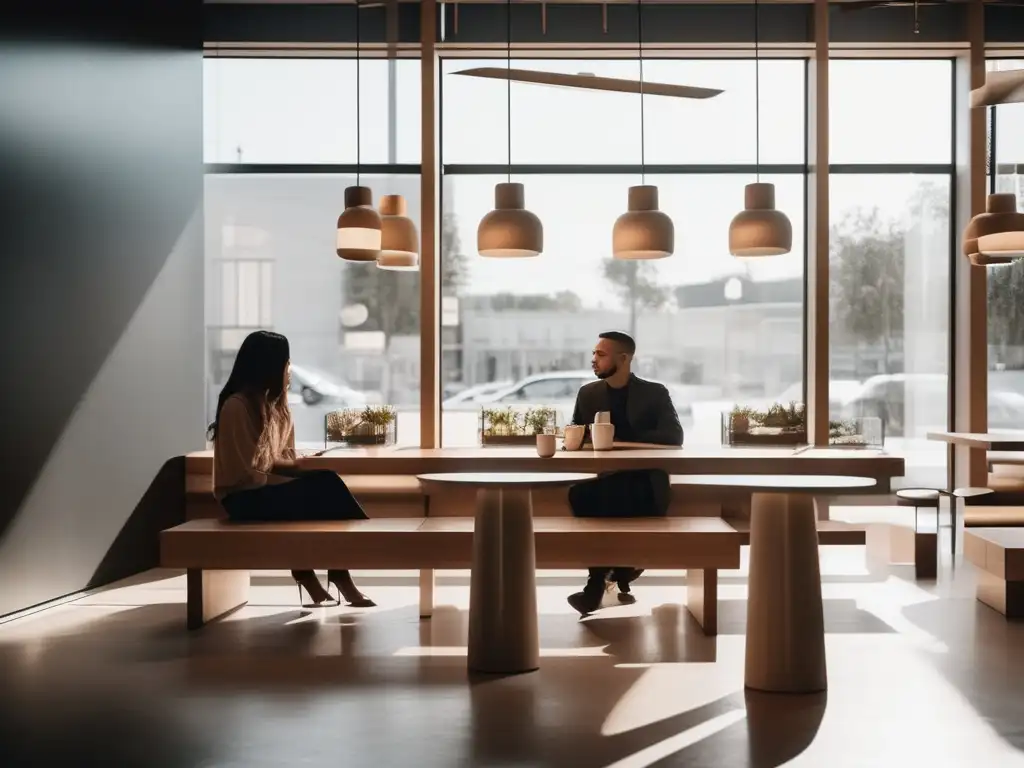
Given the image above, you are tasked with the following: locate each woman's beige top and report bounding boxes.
[213,393,296,501]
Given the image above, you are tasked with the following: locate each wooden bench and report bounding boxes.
[964,528,1024,619]
[726,518,867,546]
[160,516,740,634]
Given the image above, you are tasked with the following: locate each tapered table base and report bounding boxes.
[468,488,540,674]
[745,492,827,693]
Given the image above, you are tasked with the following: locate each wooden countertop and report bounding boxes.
[927,431,1024,450]
[185,446,904,480]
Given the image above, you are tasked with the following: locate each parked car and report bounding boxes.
[443,380,514,408]
[480,370,694,430]
[841,373,1024,437]
[288,364,367,408]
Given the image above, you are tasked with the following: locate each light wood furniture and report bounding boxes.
[964,528,1024,619]
[895,489,940,579]
[161,515,740,635]
[726,518,867,546]
[184,447,904,486]
[670,474,876,694]
[927,432,1024,451]
[417,472,593,675]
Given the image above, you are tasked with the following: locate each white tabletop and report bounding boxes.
[417,472,596,488]
[670,474,876,493]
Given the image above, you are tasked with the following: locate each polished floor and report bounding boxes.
[2,543,1024,767]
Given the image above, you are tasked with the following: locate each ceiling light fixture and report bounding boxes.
[477,0,543,258]
[377,194,419,270]
[337,3,382,262]
[728,0,792,258]
[612,0,674,260]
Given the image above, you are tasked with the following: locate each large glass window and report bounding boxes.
[204,173,422,447]
[830,174,951,482]
[987,59,1024,431]
[204,58,422,164]
[442,59,805,166]
[440,170,806,447]
[828,60,953,485]
[829,60,953,165]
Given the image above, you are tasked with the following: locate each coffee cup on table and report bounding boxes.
[591,422,615,451]
[536,433,556,458]
[563,424,586,452]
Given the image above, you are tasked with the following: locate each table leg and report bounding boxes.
[467,487,539,674]
[745,492,827,693]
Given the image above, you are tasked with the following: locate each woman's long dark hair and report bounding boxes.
[208,330,291,441]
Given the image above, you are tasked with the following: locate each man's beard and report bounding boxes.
[594,364,617,380]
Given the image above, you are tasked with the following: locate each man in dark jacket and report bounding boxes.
[566,331,684,616]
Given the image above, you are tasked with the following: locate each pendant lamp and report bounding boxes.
[964,193,1024,266]
[728,0,792,257]
[477,0,542,258]
[613,0,673,260]
[337,5,381,262]
[377,194,420,270]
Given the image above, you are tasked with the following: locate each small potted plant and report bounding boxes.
[480,406,558,446]
[723,401,807,447]
[829,417,884,449]
[325,405,398,448]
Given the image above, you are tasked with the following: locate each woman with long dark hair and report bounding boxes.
[209,330,374,608]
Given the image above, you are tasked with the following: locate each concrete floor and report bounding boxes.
[2,547,1024,767]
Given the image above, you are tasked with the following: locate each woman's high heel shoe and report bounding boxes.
[293,570,339,608]
[327,569,376,607]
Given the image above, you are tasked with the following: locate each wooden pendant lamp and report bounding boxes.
[337,3,382,262]
[728,0,792,257]
[477,0,543,258]
[612,0,674,260]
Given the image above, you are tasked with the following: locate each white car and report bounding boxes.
[480,370,693,429]
[289,364,367,408]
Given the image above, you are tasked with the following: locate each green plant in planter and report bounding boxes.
[361,405,397,428]
[524,406,557,435]
[481,406,523,436]
[730,405,756,432]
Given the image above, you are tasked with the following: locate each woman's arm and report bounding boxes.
[270,416,306,476]
[218,396,271,487]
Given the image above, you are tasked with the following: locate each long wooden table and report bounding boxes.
[185,446,904,487]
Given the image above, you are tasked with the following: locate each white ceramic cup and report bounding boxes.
[595,411,612,425]
[563,424,586,452]
[591,422,615,451]
[536,433,557,458]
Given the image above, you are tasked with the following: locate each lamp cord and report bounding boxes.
[754,0,760,183]
[638,0,645,185]
[356,1,362,187]
[507,0,512,184]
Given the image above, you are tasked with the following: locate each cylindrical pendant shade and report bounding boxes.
[729,182,793,257]
[336,185,382,262]
[377,194,419,271]
[612,185,674,260]
[477,182,543,258]
[964,193,1024,264]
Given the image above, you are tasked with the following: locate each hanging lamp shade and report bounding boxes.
[376,194,419,270]
[964,193,1024,266]
[729,182,792,257]
[612,185,674,260]
[478,182,543,258]
[336,185,382,262]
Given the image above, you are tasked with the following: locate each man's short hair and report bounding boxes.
[599,331,636,355]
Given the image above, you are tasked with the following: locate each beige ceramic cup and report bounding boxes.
[563,424,586,452]
[536,433,557,458]
[591,422,615,451]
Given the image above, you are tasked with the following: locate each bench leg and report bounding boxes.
[976,571,1024,619]
[914,532,938,580]
[685,568,718,636]
[419,569,435,619]
[187,569,250,630]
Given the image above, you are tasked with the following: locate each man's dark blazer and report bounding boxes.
[570,374,684,447]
